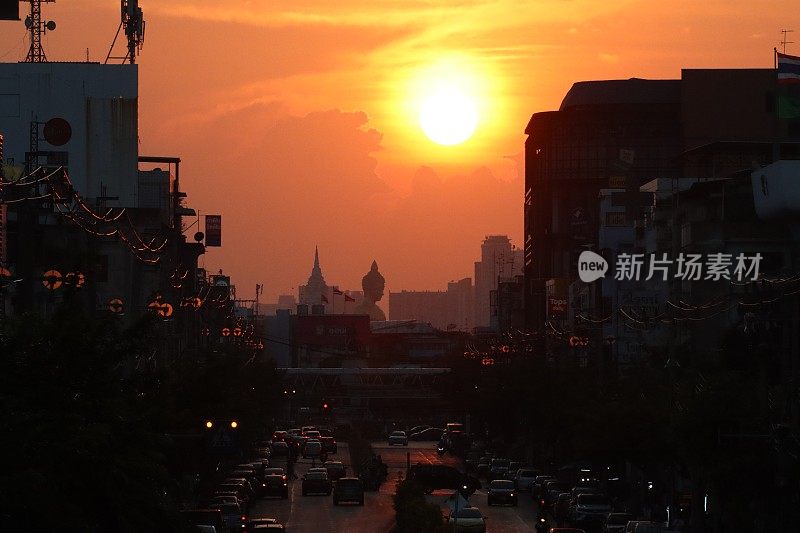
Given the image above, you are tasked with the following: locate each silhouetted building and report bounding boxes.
[298,246,330,307]
[524,78,683,335]
[491,275,525,332]
[474,235,523,329]
[388,277,473,331]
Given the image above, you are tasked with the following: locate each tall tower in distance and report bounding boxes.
[474,235,522,328]
[298,246,330,306]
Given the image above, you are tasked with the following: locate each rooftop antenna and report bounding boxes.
[23,0,57,63]
[780,29,794,54]
[104,0,145,64]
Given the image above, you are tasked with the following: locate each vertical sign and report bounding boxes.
[205,215,222,247]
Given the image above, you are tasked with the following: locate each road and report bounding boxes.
[248,441,542,532]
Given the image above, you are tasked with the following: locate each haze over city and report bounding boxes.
[2,0,796,301]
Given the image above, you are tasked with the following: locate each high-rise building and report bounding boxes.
[523,78,682,334]
[474,235,523,328]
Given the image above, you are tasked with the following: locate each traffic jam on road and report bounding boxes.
[180,420,673,533]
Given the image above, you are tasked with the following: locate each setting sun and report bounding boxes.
[403,56,487,149]
[419,87,478,145]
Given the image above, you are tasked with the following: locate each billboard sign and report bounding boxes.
[205,215,221,247]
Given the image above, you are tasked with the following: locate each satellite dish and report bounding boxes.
[24,16,32,29]
[46,21,56,31]
[194,231,205,243]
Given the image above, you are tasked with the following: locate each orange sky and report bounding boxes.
[2,1,798,301]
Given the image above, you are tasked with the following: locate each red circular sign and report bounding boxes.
[43,117,72,146]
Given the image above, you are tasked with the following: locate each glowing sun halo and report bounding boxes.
[419,87,478,146]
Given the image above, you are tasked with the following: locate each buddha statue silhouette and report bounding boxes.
[354,260,386,321]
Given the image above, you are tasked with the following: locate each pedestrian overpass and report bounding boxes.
[278,367,451,400]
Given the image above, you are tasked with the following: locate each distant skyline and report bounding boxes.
[1,1,797,300]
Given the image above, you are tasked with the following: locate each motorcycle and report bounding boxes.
[436,444,445,456]
[534,517,548,533]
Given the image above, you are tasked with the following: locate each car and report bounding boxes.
[447,506,486,533]
[408,464,481,496]
[208,495,239,508]
[272,430,287,442]
[270,441,289,456]
[245,517,278,532]
[320,436,337,454]
[304,430,321,440]
[213,490,244,507]
[505,461,521,480]
[180,509,225,532]
[570,493,613,526]
[445,430,469,453]
[553,492,572,522]
[488,458,510,480]
[209,502,245,532]
[262,474,289,499]
[264,467,284,476]
[216,483,249,505]
[487,479,517,506]
[476,457,491,477]
[302,439,322,458]
[625,522,662,533]
[302,471,332,496]
[465,451,481,472]
[224,477,255,500]
[250,525,285,531]
[388,430,409,446]
[301,425,317,434]
[542,481,572,509]
[408,427,444,441]
[514,468,540,491]
[570,483,604,500]
[333,477,365,505]
[532,475,555,498]
[324,461,347,481]
[604,513,634,533]
[548,529,586,533]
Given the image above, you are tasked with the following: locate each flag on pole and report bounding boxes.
[321,294,329,303]
[777,51,800,118]
[777,52,800,83]
[333,288,343,295]
[344,294,355,302]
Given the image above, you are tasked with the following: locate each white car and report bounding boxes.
[388,430,409,446]
[448,506,487,533]
[514,468,539,491]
